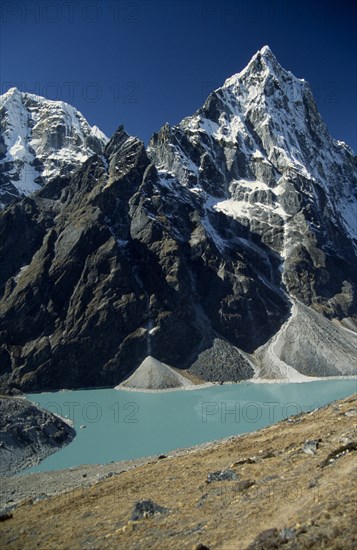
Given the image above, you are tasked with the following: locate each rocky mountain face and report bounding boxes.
[0,46,356,392]
[0,88,108,208]
[0,395,75,476]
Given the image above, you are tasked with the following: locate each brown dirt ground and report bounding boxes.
[0,394,356,550]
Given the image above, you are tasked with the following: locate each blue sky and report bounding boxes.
[1,0,356,149]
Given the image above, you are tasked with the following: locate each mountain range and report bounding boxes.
[0,46,356,393]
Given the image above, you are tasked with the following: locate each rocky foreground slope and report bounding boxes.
[0,46,356,393]
[0,394,356,549]
[0,396,75,476]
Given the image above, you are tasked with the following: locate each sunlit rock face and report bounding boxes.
[0,47,356,393]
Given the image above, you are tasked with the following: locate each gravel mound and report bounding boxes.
[189,338,255,382]
[255,301,357,378]
[117,356,194,390]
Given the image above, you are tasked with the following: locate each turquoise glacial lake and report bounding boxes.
[25,379,356,474]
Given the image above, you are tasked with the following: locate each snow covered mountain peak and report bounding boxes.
[0,87,21,102]
[0,88,108,208]
[148,47,357,257]
[223,45,293,89]
[259,44,274,56]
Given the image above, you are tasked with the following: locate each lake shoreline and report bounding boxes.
[1,387,356,512]
[116,374,357,393]
[22,375,357,395]
[1,393,356,549]
[2,378,353,484]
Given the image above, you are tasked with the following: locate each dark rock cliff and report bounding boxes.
[0,47,356,391]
